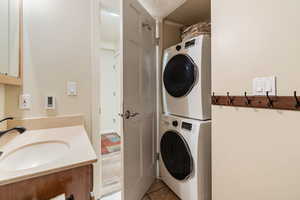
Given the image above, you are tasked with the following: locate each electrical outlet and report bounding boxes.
[67,81,77,96]
[253,76,276,96]
[45,95,56,110]
[19,94,31,109]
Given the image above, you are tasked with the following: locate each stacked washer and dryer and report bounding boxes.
[160,35,211,200]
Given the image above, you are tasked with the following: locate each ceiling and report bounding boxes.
[166,0,211,25]
[100,0,120,15]
[137,0,186,20]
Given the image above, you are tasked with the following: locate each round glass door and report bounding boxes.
[160,131,193,181]
[163,54,197,98]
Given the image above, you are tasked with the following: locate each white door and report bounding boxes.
[121,0,157,199]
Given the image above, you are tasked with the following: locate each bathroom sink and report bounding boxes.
[0,141,70,171]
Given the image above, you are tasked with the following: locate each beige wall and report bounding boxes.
[5,0,92,135]
[163,21,182,49]
[212,0,300,200]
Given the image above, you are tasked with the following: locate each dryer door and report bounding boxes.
[163,54,197,98]
[160,131,194,181]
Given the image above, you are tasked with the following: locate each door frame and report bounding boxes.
[91,0,124,198]
[90,0,161,199]
[90,0,101,198]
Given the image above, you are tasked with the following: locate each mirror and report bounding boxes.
[0,0,22,85]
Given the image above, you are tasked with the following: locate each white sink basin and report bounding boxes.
[0,141,70,171]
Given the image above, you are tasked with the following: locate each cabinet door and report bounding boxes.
[0,165,93,200]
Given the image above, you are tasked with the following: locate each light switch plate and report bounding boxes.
[45,95,56,110]
[253,76,276,96]
[67,81,77,96]
[19,94,31,109]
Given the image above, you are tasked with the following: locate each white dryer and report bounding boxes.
[162,35,211,120]
[159,114,211,200]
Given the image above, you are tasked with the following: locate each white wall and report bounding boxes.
[100,10,120,50]
[99,7,121,135]
[99,49,120,134]
[212,1,300,200]
[5,0,92,135]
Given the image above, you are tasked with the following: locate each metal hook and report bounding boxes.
[212,92,218,104]
[266,91,273,108]
[244,92,251,105]
[294,91,300,108]
[227,92,233,105]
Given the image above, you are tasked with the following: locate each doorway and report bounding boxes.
[94,0,158,199]
[99,0,122,197]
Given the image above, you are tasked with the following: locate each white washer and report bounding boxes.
[159,114,211,200]
[162,35,211,120]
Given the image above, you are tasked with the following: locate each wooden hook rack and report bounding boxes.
[212,91,300,111]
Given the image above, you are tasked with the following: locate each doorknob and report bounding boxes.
[142,22,152,31]
[119,110,130,119]
[130,112,139,117]
[119,110,140,119]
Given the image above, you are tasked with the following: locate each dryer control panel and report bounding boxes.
[185,39,196,49]
[172,120,179,127]
[182,122,192,131]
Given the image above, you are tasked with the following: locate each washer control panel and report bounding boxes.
[162,117,194,132]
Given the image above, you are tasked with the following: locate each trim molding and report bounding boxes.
[91,0,101,198]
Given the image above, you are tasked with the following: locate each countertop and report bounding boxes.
[0,125,97,186]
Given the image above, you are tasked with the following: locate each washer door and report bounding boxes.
[163,54,197,98]
[160,131,193,181]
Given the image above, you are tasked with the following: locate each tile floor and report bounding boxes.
[101,191,121,200]
[142,179,180,200]
[101,179,180,200]
[101,133,122,196]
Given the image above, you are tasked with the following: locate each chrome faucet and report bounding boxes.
[0,127,26,138]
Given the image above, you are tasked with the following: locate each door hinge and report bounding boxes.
[155,37,160,46]
[156,152,160,161]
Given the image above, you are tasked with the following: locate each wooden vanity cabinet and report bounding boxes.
[0,165,93,200]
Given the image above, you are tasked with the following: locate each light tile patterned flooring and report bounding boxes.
[101,179,180,200]
[101,191,121,200]
[101,152,122,196]
[142,179,180,200]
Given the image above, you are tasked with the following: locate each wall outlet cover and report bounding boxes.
[67,81,77,96]
[45,96,56,110]
[19,94,31,110]
[252,76,276,96]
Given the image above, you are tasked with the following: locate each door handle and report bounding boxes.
[130,112,140,117]
[119,110,140,119]
[142,22,152,31]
